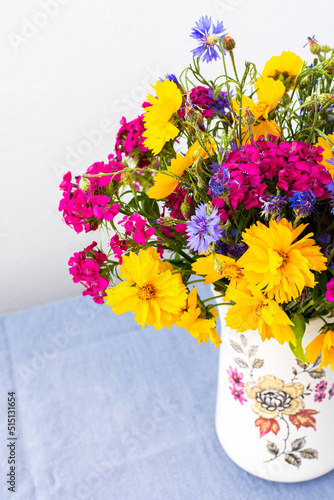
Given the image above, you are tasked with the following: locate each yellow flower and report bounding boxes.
[245,375,304,419]
[192,253,244,284]
[238,218,327,303]
[142,79,182,155]
[105,248,187,330]
[305,328,334,369]
[262,51,303,88]
[315,133,334,177]
[232,77,285,142]
[176,287,221,348]
[147,138,216,199]
[225,284,295,344]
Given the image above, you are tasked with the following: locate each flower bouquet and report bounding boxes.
[59,16,334,370]
[59,16,334,481]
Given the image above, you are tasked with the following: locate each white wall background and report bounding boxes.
[1,0,333,314]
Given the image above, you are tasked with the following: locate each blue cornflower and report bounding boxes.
[160,74,179,85]
[209,167,230,196]
[208,88,232,115]
[186,203,223,254]
[260,194,287,220]
[190,16,227,63]
[288,190,316,216]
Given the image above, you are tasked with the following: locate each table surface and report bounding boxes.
[1,285,334,500]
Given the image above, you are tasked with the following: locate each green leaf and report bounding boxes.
[289,314,307,363]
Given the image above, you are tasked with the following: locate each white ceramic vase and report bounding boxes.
[215,303,334,482]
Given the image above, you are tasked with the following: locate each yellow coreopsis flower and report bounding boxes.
[225,284,295,345]
[232,77,285,141]
[105,248,187,330]
[238,219,327,303]
[176,287,221,348]
[316,133,334,177]
[192,254,244,285]
[147,138,216,199]
[305,328,334,369]
[262,51,303,88]
[142,79,182,155]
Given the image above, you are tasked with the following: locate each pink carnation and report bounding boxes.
[326,278,334,302]
[119,213,156,246]
[115,115,150,168]
[68,242,109,304]
[209,138,332,215]
[59,156,124,233]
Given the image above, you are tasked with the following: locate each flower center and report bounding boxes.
[205,34,219,46]
[256,389,292,411]
[253,101,269,117]
[254,303,264,318]
[223,263,243,280]
[137,284,155,300]
[277,250,289,267]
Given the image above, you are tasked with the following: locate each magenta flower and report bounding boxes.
[119,214,156,246]
[115,115,150,168]
[227,366,244,388]
[326,278,334,302]
[68,242,109,304]
[229,384,247,405]
[315,381,328,392]
[59,156,124,233]
[110,235,129,263]
[314,392,326,402]
[329,383,334,400]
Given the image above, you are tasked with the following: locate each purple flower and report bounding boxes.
[315,381,328,392]
[288,190,316,216]
[314,391,326,402]
[329,383,334,400]
[160,74,179,85]
[190,16,227,63]
[260,193,287,220]
[186,203,223,254]
[209,166,230,196]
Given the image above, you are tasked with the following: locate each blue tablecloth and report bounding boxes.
[1,285,334,500]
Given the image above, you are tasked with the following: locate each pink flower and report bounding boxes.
[229,384,247,404]
[59,157,124,233]
[315,381,328,392]
[326,278,334,302]
[119,214,156,246]
[68,242,109,304]
[115,115,150,168]
[314,391,326,402]
[227,366,244,388]
[110,234,128,263]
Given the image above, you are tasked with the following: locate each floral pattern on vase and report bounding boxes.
[225,333,331,468]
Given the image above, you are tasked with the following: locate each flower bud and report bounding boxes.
[324,58,334,76]
[318,93,334,106]
[321,45,332,54]
[304,96,315,111]
[79,177,91,193]
[214,260,223,274]
[242,107,255,127]
[299,75,310,90]
[281,92,291,106]
[186,108,203,126]
[310,42,321,55]
[181,197,191,219]
[223,36,236,51]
